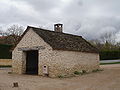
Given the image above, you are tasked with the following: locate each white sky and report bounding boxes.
[0,0,120,41]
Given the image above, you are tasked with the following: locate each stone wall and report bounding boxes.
[39,50,99,77]
[12,28,99,77]
[12,28,52,74]
[0,59,12,66]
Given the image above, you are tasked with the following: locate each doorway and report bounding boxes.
[26,50,38,74]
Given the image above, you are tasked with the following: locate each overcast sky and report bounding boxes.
[0,0,120,41]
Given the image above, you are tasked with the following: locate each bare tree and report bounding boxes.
[0,27,4,36]
[100,32,116,44]
[0,30,2,36]
[5,25,24,45]
[6,24,24,36]
[89,39,104,50]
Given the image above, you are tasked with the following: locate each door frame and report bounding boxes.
[23,50,39,75]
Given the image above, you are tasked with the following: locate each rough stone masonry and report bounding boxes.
[12,24,99,77]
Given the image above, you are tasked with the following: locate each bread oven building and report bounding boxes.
[12,24,99,77]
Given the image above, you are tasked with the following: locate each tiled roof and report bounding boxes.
[27,26,98,53]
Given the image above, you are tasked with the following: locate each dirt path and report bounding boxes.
[0,64,120,90]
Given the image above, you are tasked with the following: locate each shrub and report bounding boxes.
[0,65,12,68]
[58,75,64,78]
[74,70,87,75]
[100,50,120,60]
[74,71,80,75]
[0,44,12,59]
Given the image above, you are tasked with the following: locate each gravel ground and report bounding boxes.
[0,64,120,90]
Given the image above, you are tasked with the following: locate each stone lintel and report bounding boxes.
[18,46,45,51]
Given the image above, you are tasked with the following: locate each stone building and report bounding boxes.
[12,24,99,77]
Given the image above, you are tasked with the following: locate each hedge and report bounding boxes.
[0,44,12,59]
[1,44,120,60]
[100,50,120,60]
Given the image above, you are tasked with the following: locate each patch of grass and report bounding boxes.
[100,62,120,65]
[0,65,12,68]
[74,70,87,75]
[74,71,81,75]
[58,75,64,78]
[58,69,103,78]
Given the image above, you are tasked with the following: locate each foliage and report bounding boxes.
[58,75,64,78]
[4,35,21,45]
[100,62,120,65]
[0,65,12,68]
[74,70,87,75]
[74,71,81,75]
[100,50,120,60]
[89,38,120,60]
[0,44,12,59]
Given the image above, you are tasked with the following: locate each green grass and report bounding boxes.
[0,65,12,68]
[100,62,120,65]
[74,70,87,75]
[74,71,81,75]
[58,75,64,78]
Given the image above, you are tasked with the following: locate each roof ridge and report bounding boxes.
[29,26,83,38]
